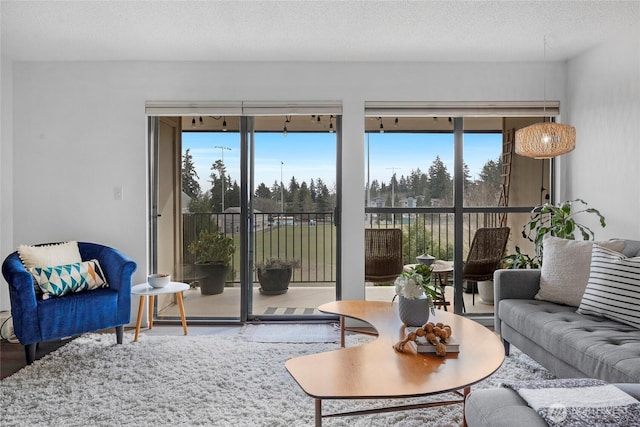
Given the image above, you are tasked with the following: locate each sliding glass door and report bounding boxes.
[363,106,554,319]
[149,109,341,323]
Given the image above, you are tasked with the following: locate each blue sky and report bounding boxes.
[183,132,502,192]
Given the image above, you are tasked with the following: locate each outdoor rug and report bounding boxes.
[0,332,554,427]
[239,323,341,343]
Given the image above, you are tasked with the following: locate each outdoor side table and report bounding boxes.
[131,282,189,342]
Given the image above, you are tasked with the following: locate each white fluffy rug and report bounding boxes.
[239,323,341,343]
[0,332,553,426]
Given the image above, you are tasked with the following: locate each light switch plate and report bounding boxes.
[114,185,123,201]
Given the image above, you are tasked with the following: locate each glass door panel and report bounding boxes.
[364,116,455,303]
[178,116,242,320]
[250,115,338,319]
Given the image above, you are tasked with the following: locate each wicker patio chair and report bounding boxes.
[463,227,510,305]
[365,228,404,283]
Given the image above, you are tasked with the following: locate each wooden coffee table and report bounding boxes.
[285,300,504,426]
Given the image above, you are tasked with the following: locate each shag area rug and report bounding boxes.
[0,332,553,427]
[239,323,341,343]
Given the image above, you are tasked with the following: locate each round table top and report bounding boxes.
[131,281,189,295]
[405,260,454,273]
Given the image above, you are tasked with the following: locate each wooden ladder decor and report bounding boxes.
[498,128,514,227]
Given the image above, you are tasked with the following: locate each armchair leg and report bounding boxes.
[115,325,124,344]
[25,343,37,365]
[503,339,511,356]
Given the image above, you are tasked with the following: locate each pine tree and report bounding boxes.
[428,156,452,202]
[182,149,201,198]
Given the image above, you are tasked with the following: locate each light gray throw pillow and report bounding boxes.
[535,235,626,307]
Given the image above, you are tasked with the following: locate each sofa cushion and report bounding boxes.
[465,384,640,427]
[536,236,625,307]
[29,259,108,300]
[465,387,548,427]
[499,299,640,383]
[578,245,640,329]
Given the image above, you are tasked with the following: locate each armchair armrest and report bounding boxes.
[78,242,137,291]
[2,253,38,310]
[2,252,40,343]
[493,268,541,334]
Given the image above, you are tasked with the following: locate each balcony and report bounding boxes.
[154,209,512,321]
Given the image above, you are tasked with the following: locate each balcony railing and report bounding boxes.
[182,209,509,285]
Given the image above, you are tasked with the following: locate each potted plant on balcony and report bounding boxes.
[188,230,235,295]
[255,258,301,295]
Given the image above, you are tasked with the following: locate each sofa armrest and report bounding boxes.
[493,269,541,334]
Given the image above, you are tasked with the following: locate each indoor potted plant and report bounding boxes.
[502,198,606,269]
[393,264,442,327]
[255,258,301,295]
[188,230,235,295]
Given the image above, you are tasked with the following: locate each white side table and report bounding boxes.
[131,282,189,342]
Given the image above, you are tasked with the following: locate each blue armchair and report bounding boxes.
[2,242,137,364]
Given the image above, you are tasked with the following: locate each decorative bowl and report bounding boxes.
[416,254,435,266]
[148,273,171,288]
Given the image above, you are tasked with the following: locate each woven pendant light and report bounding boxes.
[515,36,576,159]
[515,122,576,159]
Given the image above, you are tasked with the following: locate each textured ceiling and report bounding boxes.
[1,1,638,62]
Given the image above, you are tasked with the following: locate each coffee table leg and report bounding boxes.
[340,316,345,348]
[134,296,144,342]
[315,399,322,427]
[176,291,188,335]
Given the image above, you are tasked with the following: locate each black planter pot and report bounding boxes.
[257,267,292,295]
[195,263,229,295]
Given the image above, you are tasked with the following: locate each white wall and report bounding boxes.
[565,36,640,240]
[1,55,14,311]
[3,60,568,315]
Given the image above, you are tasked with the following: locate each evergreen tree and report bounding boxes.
[309,178,317,202]
[182,149,201,198]
[398,175,408,193]
[315,178,331,212]
[479,157,502,190]
[188,192,212,212]
[287,176,300,205]
[254,182,272,200]
[428,156,452,201]
[209,159,227,212]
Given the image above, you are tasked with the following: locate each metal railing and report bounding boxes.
[182,208,516,285]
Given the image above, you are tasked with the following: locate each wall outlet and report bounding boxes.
[114,185,124,201]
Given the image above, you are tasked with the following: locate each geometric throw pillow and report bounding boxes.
[29,259,108,300]
[577,245,640,329]
[535,235,626,307]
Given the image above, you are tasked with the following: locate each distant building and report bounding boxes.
[219,207,266,234]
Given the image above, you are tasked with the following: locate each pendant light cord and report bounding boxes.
[543,35,547,119]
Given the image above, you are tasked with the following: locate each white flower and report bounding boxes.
[394,273,425,299]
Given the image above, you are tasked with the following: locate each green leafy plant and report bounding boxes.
[255,258,301,270]
[188,230,235,266]
[502,246,540,269]
[503,198,605,269]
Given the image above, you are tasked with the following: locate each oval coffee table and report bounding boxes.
[285,300,504,426]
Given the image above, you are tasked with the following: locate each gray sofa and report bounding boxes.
[494,239,640,383]
[465,239,640,426]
